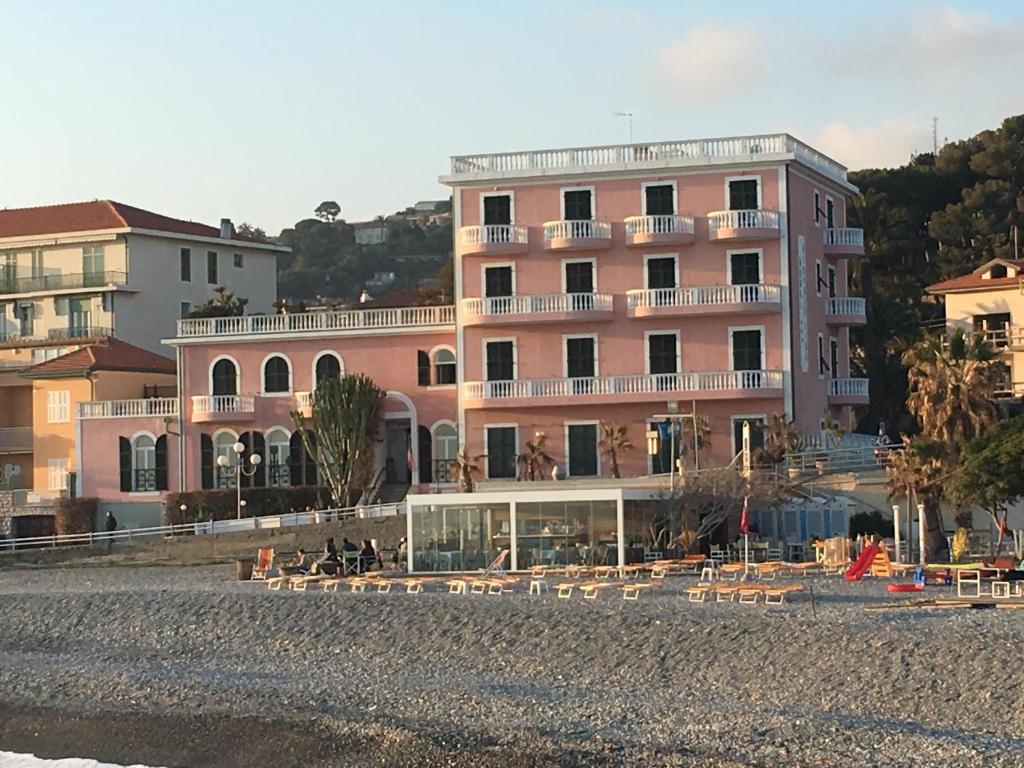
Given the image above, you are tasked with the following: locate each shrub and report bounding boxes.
[55,497,99,536]
[849,510,894,539]
[164,486,331,525]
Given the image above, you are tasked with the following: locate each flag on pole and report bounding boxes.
[739,495,750,535]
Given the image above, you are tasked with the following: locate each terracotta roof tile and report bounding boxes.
[926,259,1024,294]
[21,338,176,378]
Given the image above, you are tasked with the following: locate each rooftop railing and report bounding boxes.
[176,305,455,338]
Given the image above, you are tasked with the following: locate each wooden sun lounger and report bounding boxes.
[621,582,655,601]
[579,582,616,600]
[593,565,621,579]
[398,578,428,594]
[686,584,714,602]
[717,563,746,581]
[763,584,804,604]
[790,561,823,576]
[446,578,469,595]
[266,574,290,591]
[753,562,785,580]
[321,577,343,592]
[715,584,742,602]
[555,582,577,599]
[528,578,550,596]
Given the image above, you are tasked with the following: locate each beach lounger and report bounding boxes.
[737,585,764,604]
[291,574,329,592]
[754,562,783,581]
[400,578,427,594]
[446,579,468,595]
[480,549,509,577]
[593,565,620,579]
[790,561,823,576]
[251,548,275,580]
[321,577,343,592]
[266,574,290,590]
[763,584,804,604]
[686,584,714,603]
[580,582,615,600]
[717,563,745,581]
[715,584,742,602]
[529,579,550,596]
[555,582,577,599]
[621,582,655,601]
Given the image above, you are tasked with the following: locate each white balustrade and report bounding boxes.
[826,297,866,316]
[177,305,455,339]
[461,293,613,317]
[828,378,869,397]
[823,228,864,248]
[542,220,612,241]
[623,214,695,237]
[295,391,313,408]
[463,371,783,401]
[626,284,781,309]
[191,395,256,414]
[459,224,529,246]
[707,209,780,233]
[78,398,179,419]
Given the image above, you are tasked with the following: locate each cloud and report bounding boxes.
[656,24,764,102]
[811,120,933,171]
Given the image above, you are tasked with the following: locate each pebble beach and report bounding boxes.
[0,563,1021,767]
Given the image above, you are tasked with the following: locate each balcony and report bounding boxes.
[461,293,614,327]
[707,210,780,241]
[624,215,695,247]
[459,225,529,256]
[295,391,313,418]
[825,297,867,326]
[462,370,783,408]
[0,270,128,297]
[542,220,612,251]
[627,284,781,319]
[0,427,32,454]
[828,378,869,405]
[823,228,864,257]
[79,398,179,419]
[0,327,113,349]
[190,395,256,423]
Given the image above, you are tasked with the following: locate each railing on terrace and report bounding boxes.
[462,293,614,317]
[0,270,127,294]
[0,502,405,552]
[623,214,695,237]
[707,209,780,232]
[823,228,864,248]
[463,370,783,400]
[784,443,903,476]
[828,378,869,397]
[627,284,781,309]
[0,427,32,452]
[79,398,179,419]
[448,134,849,185]
[176,305,455,338]
[191,395,256,414]
[542,220,612,241]
[48,326,113,341]
[459,224,529,245]
[825,297,866,316]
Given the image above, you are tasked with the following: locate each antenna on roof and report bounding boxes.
[613,111,634,144]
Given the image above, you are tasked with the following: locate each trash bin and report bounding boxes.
[235,558,254,580]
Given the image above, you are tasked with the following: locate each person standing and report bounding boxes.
[104,511,118,553]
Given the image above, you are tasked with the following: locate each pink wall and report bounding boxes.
[79,415,180,501]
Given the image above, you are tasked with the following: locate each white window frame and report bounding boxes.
[643,329,680,375]
[731,414,768,458]
[642,253,679,289]
[724,175,762,209]
[482,337,518,380]
[311,351,344,387]
[484,423,519,480]
[830,335,840,380]
[47,458,69,492]
[728,325,766,371]
[209,354,241,396]
[817,332,826,379]
[481,262,516,297]
[562,333,600,378]
[260,352,293,396]
[561,257,598,293]
[559,185,596,220]
[564,420,602,478]
[813,190,822,227]
[479,190,515,225]
[130,430,158,494]
[47,390,70,424]
[641,180,678,215]
[428,344,457,389]
[264,426,292,487]
[725,248,763,285]
[430,420,459,484]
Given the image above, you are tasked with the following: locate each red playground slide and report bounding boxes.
[845,544,880,582]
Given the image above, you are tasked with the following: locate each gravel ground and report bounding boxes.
[0,564,1021,767]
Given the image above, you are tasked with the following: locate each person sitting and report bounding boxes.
[358,539,377,573]
[341,537,357,553]
[281,548,310,576]
[314,537,340,575]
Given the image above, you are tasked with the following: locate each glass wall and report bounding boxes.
[411,503,511,572]
[515,500,618,569]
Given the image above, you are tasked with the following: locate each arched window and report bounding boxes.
[211,358,238,396]
[263,355,291,393]
[315,353,342,385]
[132,434,155,491]
[289,430,318,486]
[432,423,458,483]
[119,433,167,492]
[433,348,456,385]
[213,431,238,488]
[266,428,291,487]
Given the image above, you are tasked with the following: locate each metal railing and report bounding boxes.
[461,293,614,317]
[707,209,780,234]
[48,326,113,341]
[0,501,405,552]
[623,214,695,237]
[784,443,903,476]
[79,398,179,419]
[177,305,455,338]
[627,284,781,309]
[0,270,127,294]
[542,220,612,241]
[459,224,529,246]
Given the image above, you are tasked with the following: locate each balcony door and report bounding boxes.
[732,417,766,459]
[567,423,599,477]
[68,297,92,337]
[486,426,517,479]
[830,337,839,380]
[485,340,515,382]
[728,179,759,211]
[973,312,1010,347]
[644,184,675,216]
[646,256,677,307]
[562,189,593,221]
[483,194,511,226]
[484,265,513,314]
[732,328,763,388]
[82,246,104,287]
[565,335,596,395]
[648,332,678,391]
[564,260,594,311]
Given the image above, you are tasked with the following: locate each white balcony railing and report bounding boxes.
[627,284,781,310]
[707,209,780,233]
[542,220,612,241]
[462,293,614,317]
[459,224,529,246]
[78,398,179,419]
[828,378,869,398]
[826,297,866,316]
[823,228,864,249]
[623,214,695,237]
[463,370,783,401]
[177,305,455,338]
[295,391,313,409]
[191,395,256,415]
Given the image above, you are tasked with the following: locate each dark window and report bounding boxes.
[646,257,677,289]
[974,313,1011,346]
[645,184,675,216]
[728,179,759,210]
[418,425,433,484]
[486,341,514,381]
[732,329,762,371]
[814,192,821,224]
[315,354,341,384]
[484,266,513,298]
[830,338,839,380]
[211,358,237,396]
[563,189,592,221]
[155,435,168,491]
[486,426,517,479]
[733,418,766,457]
[990,264,1008,279]
[816,262,824,294]
[564,261,594,293]
[730,252,761,285]
[233,253,244,269]
[417,350,430,386]
[289,430,318,486]
[566,336,596,393]
[827,266,837,298]
[207,251,218,284]
[567,423,598,476]
[263,355,290,393]
[433,350,456,385]
[826,198,835,228]
[180,302,191,318]
[650,420,674,475]
[200,433,214,490]
[818,336,827,376]
[180,248,191,281]
[648,333,677,374]
[483,195,511,226]
[238,431,267,487]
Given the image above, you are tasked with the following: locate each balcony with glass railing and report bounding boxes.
[462,370,784,408]
[707,210,780,241]
[190,395,256,422]
[825,297,867,326]
[458,224,529,255]
[623,215,695,247]
[827,378,869,405]
[823,228,864,256]
[461,293,615,326]
[0,270,128,297]
[626,284,781,318]
[542,220,612,251]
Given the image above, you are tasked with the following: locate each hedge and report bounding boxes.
[56,497,99,536]
[164,486,332,525]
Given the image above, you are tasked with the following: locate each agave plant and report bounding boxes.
[598,423,633,479]
[516,432,554,481]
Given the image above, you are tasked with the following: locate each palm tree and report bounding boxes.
[516,432,554,481]
[598,423,633,479]
[449,449,484,493]
[679,416,711,469]
[885,435,948,552]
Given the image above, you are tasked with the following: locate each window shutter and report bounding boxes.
[289,432,304,486]
[155,435,168,491]
[252,432,266,487]
[200,434,213,490]
[417,350,430,386]
[119,437,132,492]
[304,431,318,486]
[418,425,432,484]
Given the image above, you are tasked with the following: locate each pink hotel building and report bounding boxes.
[75,134,866,522]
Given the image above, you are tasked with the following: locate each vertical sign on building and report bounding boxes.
[797,234,809,372]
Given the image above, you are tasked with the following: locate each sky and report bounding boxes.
[2,0,1023,234]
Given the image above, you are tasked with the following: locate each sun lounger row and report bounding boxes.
[686,582,804,604]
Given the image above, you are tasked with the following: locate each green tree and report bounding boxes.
[517,432,555,481]
[314,201,341,222]
[235,222,268,241]
[187,286,248,318]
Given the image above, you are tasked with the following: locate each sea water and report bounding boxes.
[0,753,161,768]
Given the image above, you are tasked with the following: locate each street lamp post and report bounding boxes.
[216,441,262,519]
